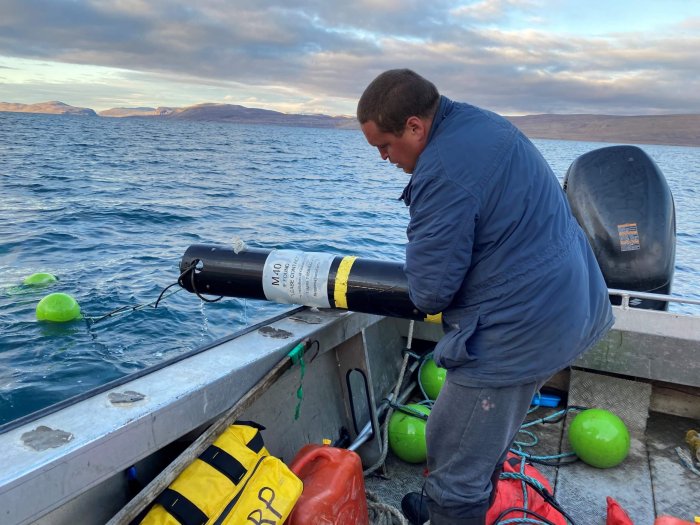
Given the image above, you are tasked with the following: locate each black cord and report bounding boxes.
[90,261,217,325]
[154,281,180,308]
[177,260,197,288]
[524,456,579,467]
[388,401,429,420]
[307,340,321,362]
[181,259,224,303]
[90,305,133,324]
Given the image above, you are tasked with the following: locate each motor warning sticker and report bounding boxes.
[618,223,641,251]
[262,249,335,307]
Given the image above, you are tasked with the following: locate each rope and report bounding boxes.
[510,406,585,466]
[363,319,420,478]
[366,490,409,525]
[363,347,432,478]
[362,349,411,478]
[491,454,577,525]
[675,446,700,476]
[363,321,419,524]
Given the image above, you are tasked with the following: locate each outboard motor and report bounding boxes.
[563,145,675,310]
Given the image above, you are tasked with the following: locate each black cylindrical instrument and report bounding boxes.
[179,244,441,323]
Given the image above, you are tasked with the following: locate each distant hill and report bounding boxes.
[97,107,177,117]
[2,100,699,146]
[507,114,700,148]
[100,102,357,129]
[0,101,96,116]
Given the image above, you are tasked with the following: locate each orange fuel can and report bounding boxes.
[285,444,369,525]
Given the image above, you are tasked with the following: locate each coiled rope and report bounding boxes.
[367,490,409,525]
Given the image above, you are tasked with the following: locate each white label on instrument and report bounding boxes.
[262,249,334,307]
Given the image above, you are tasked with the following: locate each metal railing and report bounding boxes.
[608,288,700,309]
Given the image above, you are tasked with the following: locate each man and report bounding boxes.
[357,69,613,524]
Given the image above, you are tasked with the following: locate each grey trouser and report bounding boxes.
[424,376,545,524]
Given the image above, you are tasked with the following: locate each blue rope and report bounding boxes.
[511,405,583,463]
[497,519,554,525]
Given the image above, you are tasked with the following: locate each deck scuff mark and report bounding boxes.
[258,326,293,339]
[21,426,74,451]
[109,390,147,405]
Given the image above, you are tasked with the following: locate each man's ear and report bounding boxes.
[406,115,428,140]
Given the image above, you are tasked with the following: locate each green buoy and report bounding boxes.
[36,293,81,322]
[419,358,446,400]
[568,408,630,468]
[388,404,431,463]
[23,273,58,286]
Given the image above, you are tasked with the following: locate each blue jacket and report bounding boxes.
[402,97,613,386]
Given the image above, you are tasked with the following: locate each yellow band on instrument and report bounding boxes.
[333,256,357,309]
[424,313,442,324]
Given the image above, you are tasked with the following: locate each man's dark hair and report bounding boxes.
[357,69,440,135]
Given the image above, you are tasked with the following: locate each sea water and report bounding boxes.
[1,112,699,425]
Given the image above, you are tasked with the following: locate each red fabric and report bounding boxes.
[606,496,634,525]
[654,517,694,525]
[486,454,566,525]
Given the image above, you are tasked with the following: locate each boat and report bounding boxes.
[1,145,699,524]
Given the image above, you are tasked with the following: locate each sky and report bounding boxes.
[0,0,699,116]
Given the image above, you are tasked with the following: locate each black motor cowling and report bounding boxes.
[563,145,676,310]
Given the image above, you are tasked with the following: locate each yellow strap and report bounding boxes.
[424,313,442,324]
[333,256,357,309]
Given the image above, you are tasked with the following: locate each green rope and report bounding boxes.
[287,342,306,420]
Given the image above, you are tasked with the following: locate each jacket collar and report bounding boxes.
[426,95,453,144]
[399,96,453,205]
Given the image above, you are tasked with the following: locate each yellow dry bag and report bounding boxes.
[140,423,302,525]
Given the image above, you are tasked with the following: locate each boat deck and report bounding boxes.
[365,400,700,523]
[3,309,698,525]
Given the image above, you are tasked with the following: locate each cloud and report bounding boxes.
[451,0,542,23]
[0,0,698,115]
